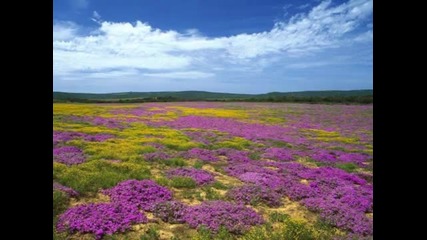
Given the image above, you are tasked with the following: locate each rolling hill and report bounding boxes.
[53,90,372,101]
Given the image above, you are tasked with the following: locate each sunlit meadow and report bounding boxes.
[53,102,373,240]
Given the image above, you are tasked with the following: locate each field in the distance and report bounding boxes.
[53,102,373,240]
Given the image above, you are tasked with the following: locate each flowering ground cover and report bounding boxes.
[53,102,373,239]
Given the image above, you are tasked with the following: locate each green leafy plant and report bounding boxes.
[269,212,290,223]
[193,161,204,169]
[140,226,160,240]
[211,181,228,190]
[170,177,197,188]
[335,162,358,173]
[53,190,69,217]
[203,187,223,200]
[163,158,187,167]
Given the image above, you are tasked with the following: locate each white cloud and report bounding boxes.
[93,11,101,20]
[297,4,311,10]
[143,71,214,79]
[59,69,139,81]
[184,28,201,36]
[354,30,373,42]
[282,4,293,17]
[91,11,102,23]
[53,21,78,41]
[54,0,373,83]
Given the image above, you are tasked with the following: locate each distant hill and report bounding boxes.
[53,91,254,100]
[54,90,372,100]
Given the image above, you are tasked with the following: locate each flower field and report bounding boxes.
[53,102,373,240]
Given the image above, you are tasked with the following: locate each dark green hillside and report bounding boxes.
[53,90,373,104]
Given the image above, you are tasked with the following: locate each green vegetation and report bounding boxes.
[202,186,223,200]
[241,219,339,240]
[282,220,315,240]
[194,226,235,240]
[53,160,151,195]
[170,177,197,188]
[211,181,229,190]
[161,158,187,167]
[269,212,290,223]
[140,226,160,240]
[181,189,203,201]
[154,177,171,187]
[193,161,205,169]
[53,90,373,104]
[335,162,359,173]
[53,191,69,217]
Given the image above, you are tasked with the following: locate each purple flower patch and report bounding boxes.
[143,152,171,161]
[166,168,215,185]
[183,201,264,234]
[83,134,114,142]
[53,146,86,166]
[238,172,285,192]
[262,148,295,161]
[53,131,114,146]
[226,185,282,207]
[53,182,79,197]
[56,203,147,239]
[103,180,173,211]
[153,201,187,223]
[216,148,252,163]
[185,148,219,162]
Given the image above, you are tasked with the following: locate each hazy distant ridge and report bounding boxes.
[53,90,373,100]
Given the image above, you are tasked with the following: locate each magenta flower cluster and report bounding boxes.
[280,165,373,235]
[153,201,187,223]
[216,148,251,163]
[226,185,282,207]
[224,163,285,191]
[66,116,124,129]
[53,131,84,145]
[183,130,223,145]
[238,172,285,191]
[184,148,219,162]
[224,160,373,235]
[53,182,79,197]
[53,146,86,166]
[53,131,113,145]
[303,195,373,235]
[103,180,173,211]
[224,162,274,177]
[183,201,264,234]
[143,151,171,161]
[54,103,373,238]
[150,116,302,145]
[309,149,370,166]
[261,147,299,161]
[83,133,115,142]
[56,203,147,240]
[166,167,215,185]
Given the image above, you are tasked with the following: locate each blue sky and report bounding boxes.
[53,0,373,93]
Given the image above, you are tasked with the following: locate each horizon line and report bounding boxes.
[53,89,373,95]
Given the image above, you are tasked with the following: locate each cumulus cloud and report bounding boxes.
[53,21,78,41]
[53,0,373,91]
